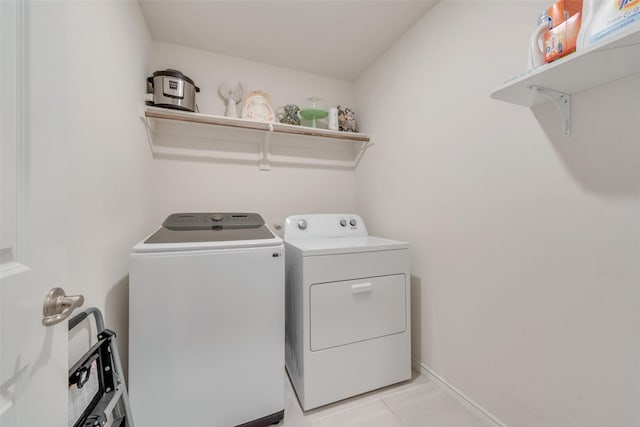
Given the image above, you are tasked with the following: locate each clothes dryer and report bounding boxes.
[129,212,284,427]
[284,214,411,410]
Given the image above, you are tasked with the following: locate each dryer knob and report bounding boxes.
[297,219,308,230]
[349,218,357,227]
[211,214,224,222]
[340,219,347,227]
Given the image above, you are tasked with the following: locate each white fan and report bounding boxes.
[218,81,243,118]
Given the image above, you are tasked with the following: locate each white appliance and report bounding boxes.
[284,213,411,410]
[129,212,284,427]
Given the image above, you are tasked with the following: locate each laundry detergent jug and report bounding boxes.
[528,11,551,69]
[543,0,584,63]
[577,0,640,50]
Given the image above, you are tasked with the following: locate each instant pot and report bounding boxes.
[147,69,200,112]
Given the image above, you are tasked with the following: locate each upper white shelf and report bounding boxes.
[142,106,372,170]
[490,26,640,107]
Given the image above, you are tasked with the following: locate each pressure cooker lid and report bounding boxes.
[151,69,196,86]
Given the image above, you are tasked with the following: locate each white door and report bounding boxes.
[1,1,74,425]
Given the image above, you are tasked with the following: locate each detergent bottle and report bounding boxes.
[577,0,640,51]
[528,11,551,69]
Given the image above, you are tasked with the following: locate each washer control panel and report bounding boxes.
[163,212,264,230]
[285,214,367,239]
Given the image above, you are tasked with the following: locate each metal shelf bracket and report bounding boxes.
[528,85,572,137]
[259,124,273,171]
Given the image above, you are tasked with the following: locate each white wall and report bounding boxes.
[27,1,153,374]
[147,42,358,231]
[355,2,640,426]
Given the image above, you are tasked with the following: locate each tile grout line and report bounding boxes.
[412,358,508,427]
[380,395,409,427]
[301,371,427,423]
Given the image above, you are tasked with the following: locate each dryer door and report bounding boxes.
[309,274,407,351]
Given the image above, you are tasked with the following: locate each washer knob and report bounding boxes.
[297,219,308,230]
[349,218,357,227]
[211,214,224,222]
[340,219,347,227]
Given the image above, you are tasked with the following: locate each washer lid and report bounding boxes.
[285,236,408,256]
[132,212,282,252]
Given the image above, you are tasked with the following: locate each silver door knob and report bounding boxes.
[42,287,84,327]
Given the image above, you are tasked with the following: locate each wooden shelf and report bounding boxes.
[490,26,640,136]
[142,107,372,170]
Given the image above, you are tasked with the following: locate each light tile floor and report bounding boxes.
[280,371,489,427]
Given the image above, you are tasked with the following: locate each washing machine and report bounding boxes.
[284,213,411,410]
[129,212,284,427]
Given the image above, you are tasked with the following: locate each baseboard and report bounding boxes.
[412,358,508,427]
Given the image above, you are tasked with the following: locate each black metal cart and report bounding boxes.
[68,308,133,427]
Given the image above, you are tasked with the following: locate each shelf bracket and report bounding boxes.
[259,124,273,171]
[528,85,571,137]
[353,138,375,169]
[141,114,156,154]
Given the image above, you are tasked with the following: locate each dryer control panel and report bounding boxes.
[284,214,368,240]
